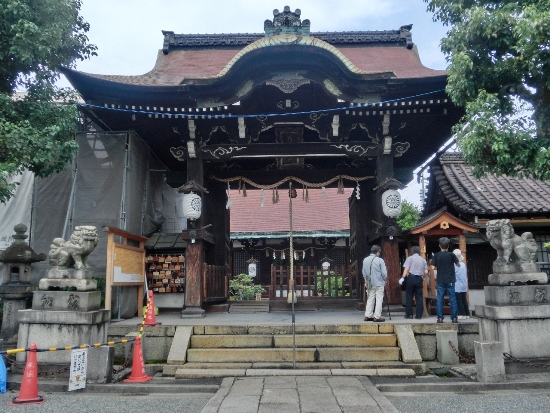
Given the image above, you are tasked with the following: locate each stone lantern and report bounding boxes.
[0,224,46,343]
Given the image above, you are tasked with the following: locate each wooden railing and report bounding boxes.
[202,264,229,303]
[270,265,359,299]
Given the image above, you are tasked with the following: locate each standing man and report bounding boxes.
[401,246,428,319]
[431,237,460,323]
[363,245,387,322]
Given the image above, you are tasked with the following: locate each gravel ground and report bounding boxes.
[0,392,211,413]
[387,390,550,413]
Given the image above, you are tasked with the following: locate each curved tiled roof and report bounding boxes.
[409,207,479,233]
[428,153,550,215]
[81,34,445,87]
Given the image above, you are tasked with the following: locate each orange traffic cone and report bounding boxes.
[10,344,44,405]
[143,290,160,326]
[123,336,152,383]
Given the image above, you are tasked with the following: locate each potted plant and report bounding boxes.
[229,273,265,301]
[544,241,550,254]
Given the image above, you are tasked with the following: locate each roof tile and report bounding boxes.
[230,188,351,233]
[427,153,550,216]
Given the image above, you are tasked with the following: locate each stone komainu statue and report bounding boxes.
[48,226,99,270]
[486,219,538,265]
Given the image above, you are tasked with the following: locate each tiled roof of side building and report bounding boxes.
[230,188,351,234]
[428,153,550,215]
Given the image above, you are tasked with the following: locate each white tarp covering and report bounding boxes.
[0,170,33,250]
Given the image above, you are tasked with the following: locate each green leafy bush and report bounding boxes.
[396,200,421,231]
[229,273,265,301]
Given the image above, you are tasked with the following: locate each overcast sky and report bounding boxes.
[65,0,451,207]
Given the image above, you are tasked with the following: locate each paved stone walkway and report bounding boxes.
[201,376,398,413]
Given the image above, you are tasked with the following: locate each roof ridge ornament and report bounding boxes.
[264,6,311,37]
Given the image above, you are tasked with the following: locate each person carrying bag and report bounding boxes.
[362,245,387,322]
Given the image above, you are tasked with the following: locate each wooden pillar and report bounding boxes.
[419,235,426,259]
[459,233,467,263]
[418,234,430,317]
[181,148,206,318]
[381,238,400,304]
[182,240,205,317]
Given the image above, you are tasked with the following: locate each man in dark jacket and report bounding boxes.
[431,237,460,323]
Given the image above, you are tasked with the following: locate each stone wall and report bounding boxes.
[411,324,479,361]
[108,325,176,362]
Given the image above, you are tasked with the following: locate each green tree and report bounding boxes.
[0,0,97,202]
[396,200,421,231]
[426,0,550,180]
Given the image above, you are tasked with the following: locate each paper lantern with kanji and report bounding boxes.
[381,189,402,218]
[182,192,202,220]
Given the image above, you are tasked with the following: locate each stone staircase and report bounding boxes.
[163,323,425,378]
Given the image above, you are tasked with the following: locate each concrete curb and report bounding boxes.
[377,379,550,393]
[175,368,416,378]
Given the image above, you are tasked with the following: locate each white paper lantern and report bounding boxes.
[248,262,257,277]
[381,189,402,218]
[182,192,202,220]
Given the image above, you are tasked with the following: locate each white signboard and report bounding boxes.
[68,348,87,391]
[114,266,142,283]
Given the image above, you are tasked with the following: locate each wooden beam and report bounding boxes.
[209,168,376,186]
[198,142,378,160]
[417,229,465,237]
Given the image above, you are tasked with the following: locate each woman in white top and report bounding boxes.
[453,249,469,319]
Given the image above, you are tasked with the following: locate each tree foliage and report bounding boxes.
[0,0,96,202]
[229,273,265,301]
[426,0,550,180]
[396,200,421,231]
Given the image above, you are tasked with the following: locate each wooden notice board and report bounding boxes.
[104,226,148,315]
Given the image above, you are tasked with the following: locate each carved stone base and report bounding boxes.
[0,299,27,343]
[492,262,540,274]
[476,303,550,358]
[485,285,550,306]
[47,267,93,280]
[32,290,101,312]
[39,278,97,291]
[487,272,548,286]
[16,309,110,363]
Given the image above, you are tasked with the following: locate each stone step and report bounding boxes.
[186,347,400,363]
[163,360,425,376]
[190,334,397,348]
[274,334,396,348]
[228,303,269,313]
[193,324,393,335]
[174,368,416,379]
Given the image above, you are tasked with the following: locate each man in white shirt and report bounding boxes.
[363,245,388,322]
[401,246,428,319]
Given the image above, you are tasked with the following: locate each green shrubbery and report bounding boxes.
[229,273,265,300]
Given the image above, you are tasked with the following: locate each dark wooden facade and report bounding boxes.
[63,7,463,308]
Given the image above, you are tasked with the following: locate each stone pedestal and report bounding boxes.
[0,299,27,343]
[487,271,547,286]
[0,283,37,344]
[436,330,459,365]
[41,268,97,291]
[476,283,550,359]
[474,341,506,383]
[181,306,205,318]
[16,290,110,363]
